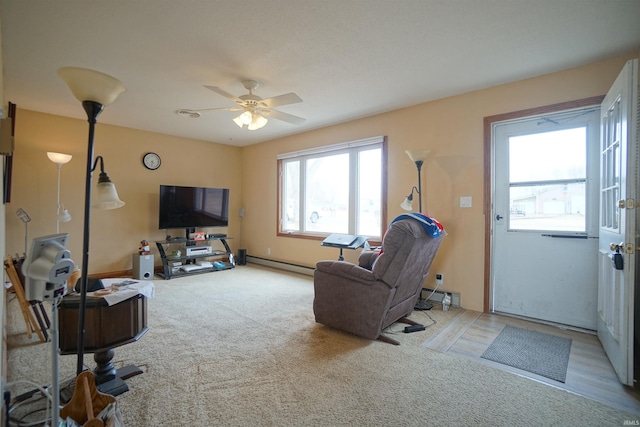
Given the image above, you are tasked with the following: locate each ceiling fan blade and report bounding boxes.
[191,107,243,113]
[177,107,243,118]
[260,92,302,108]
[204,85,243,104]
[263,109,306,125]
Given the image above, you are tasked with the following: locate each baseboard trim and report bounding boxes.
[91,270,132,279]
[246,255,315,276]
[422,288,461,307]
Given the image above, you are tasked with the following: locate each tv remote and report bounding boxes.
[403,324,426,333]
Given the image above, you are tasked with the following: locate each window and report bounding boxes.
[601,96,621,231]
[278,136,387,240]
[508,126,590,233]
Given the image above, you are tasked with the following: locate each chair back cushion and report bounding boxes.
[372,219,443,325]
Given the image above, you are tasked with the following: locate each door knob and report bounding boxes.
[610,242,624,252]
[496,214,504,220]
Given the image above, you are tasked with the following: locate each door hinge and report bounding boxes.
[619,198,636,209]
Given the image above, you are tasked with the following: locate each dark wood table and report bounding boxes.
[58,292,148,396]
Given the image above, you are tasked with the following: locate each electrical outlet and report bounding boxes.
[460,196,472,208]
[435,273,443,286]
[267,248,271,256]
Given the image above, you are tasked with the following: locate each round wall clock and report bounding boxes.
[143,152,161,170]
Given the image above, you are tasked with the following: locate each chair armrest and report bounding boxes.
[316,260,380,283]
[358,250,380,270]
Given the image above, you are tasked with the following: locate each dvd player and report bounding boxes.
[185,246,212,256]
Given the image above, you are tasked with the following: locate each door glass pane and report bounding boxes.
[305,153,349,233]
[357,148,382,236]
[283,160,300,231]
[509,182,586,231]
[510,128,586,182]
[508,127,587,232]
[600,99,621,231]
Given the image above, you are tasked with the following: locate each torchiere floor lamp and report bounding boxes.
[47,151,73,233]
[57,66,126,375]
[402,149,433,310]
[401,149,430,212]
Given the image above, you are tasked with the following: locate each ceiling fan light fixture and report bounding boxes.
[233,111,253,128]
[240,111,252,125]
[233,114,245,128]
[248,113,268,130]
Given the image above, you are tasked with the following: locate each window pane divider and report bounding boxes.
[276,136,384,160]
[509,177,586,187]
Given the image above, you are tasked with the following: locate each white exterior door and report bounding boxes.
[492,107,601,330]
[597,59,638,386]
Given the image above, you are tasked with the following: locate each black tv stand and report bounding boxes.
[155,229,235,280]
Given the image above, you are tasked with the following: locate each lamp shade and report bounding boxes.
[58,208,72,223]
[234,111,268,130]
[57,67,126,106]
[233,111,253,128]
[405,149,431,163]
[92,182,125,210]
[248,114,268,130]
[47,152,73,165]
[401,196,413,211]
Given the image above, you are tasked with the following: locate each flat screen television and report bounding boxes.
[159,185,229,230]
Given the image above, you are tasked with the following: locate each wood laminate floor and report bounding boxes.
[422,309,640,415]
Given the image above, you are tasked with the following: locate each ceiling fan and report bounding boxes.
[177,80,305,130]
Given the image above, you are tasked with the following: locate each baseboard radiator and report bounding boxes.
[246,255,315,276]
[422,288,461,307]
[246,256,460,307]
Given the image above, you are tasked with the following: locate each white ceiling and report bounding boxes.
[1,0,639,147]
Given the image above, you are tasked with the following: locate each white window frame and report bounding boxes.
[277,136,387,242]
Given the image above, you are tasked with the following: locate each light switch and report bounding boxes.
[460,196,472,208]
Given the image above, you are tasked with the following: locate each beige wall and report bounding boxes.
[241,52,637,312]
[3,52,637,312]
[4,109,243,273]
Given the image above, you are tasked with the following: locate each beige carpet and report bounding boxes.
[6,265,637,426]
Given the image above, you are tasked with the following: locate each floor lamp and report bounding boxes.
[57,66,126,376]
[402,149,433,310]
[401,149,430,213]
[47,152,73,233]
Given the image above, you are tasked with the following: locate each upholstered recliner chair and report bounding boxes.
[313,214,445,345]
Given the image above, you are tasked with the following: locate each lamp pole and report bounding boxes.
[76,100,104,375]
[55,164,62,233]
[405,149,429,213]
[406,151,432,310]
[415,160,423,213]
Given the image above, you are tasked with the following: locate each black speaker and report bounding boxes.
[237,249,247,265]
[133,254,155,280]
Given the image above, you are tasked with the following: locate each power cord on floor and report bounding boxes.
[414,309,437,328]
[5,379,52,427]
[385,310,437,335]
